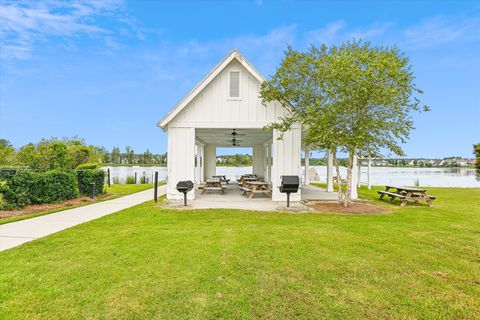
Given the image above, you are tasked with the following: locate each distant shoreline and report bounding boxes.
[99,164,475,169]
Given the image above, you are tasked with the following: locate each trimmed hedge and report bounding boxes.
[0,170,79,209]
[77,169,105,196]
[76,163,100,170]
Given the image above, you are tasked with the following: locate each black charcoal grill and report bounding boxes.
[176,180,194,206]
[278,175,300,207]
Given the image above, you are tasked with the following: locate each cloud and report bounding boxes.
[347,22,393,41]
[304,20,392,45]
[0,0,139,60]
[137,24,298,81]
[305,20,346,44]
[404,16,480,48]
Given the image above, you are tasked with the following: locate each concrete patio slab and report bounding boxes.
[163,183,335,212]
[301,185,338,201]
[0,185,167,252]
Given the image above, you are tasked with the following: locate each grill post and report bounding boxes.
[278,175,299,208]
[176,180,194,206]
[154,171,158,202]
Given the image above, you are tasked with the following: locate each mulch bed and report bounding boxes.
[307,201,386,214]
[0,194,112,220]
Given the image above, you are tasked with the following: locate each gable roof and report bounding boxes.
[157,48,266,128]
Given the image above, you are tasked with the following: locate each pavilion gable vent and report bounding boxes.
[229,71,240,98]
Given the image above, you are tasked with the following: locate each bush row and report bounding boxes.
[77,169,105,196]
[0,170,79,209]
[0,169,106,209]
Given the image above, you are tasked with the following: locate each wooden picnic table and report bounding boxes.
[238,175,258,186]
[378,185,437,207]
[201,178,225,194]
[240,181,272,199]
[212,175,230,184]
[237,174,257,181]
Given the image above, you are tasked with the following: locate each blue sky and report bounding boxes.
[0,0,479,158]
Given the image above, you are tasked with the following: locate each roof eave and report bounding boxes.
[157,48,266,129]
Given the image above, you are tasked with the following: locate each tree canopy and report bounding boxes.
[261,40,428,205]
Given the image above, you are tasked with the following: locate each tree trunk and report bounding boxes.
[344,149,355,207]
[333,151,345,206]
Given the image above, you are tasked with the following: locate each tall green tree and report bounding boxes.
[125,146,134,164]
[261,41,428,206]
[142,149,153,164]
[474,143,480,171]
[111,147,121,164]
[17,143,38,168]
[0,139,16,166]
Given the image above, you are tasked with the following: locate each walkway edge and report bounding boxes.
[0,185,167,252]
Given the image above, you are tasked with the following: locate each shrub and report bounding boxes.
[140,176,147,184]
[76,163,100,170]
[126,175,136,184]
[112,177,119,184]
[42,171,78,202]
[0,170,79,209]
[6,170,42,206]
[77,169,105,195]
[0,181,17,210]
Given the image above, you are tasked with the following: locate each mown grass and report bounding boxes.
[0,184,156,225]
[0,187,479,319]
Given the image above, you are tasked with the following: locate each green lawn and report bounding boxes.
[105,183,155,196]
[0,187,479,319]
[0,184,156,225]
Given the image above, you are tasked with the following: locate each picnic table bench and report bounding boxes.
[212,175,230,184]
[237,174,258,184]
[241,181,272,199]
[378,185,436,207]
[201,178,225,194]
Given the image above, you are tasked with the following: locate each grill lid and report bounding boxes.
[176,180,194,192]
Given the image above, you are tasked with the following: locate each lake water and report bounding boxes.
[102,166,480,188]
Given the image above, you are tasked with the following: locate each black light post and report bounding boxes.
[154,172,158,202]
[89,182,96,200]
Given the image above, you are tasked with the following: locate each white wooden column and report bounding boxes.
[271,127,302,202]
[357,158,362,188]
[304,148,310,185]
[204,144,216,180]
[265,143,272,182]
[194,143,201,184]
[326,149,334,192]
[264,144,269,182]
[351,153,358,200]
[252,145,265,178]
[200,144,205,183]
[167,127,195,200]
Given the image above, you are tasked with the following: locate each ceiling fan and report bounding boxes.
[227,129,245,137]
[227,137,242,146]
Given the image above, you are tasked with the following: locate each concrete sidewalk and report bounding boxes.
[0,185,167,252]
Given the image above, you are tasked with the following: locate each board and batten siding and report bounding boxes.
[271,126,302,201]
[167,127,195,200]
[168,60,285,129]
[165,54,302,201]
